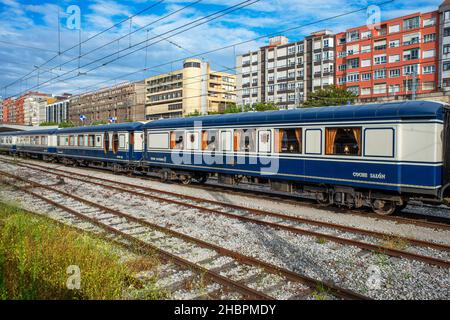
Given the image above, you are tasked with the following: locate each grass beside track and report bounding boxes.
[0,201,164,300]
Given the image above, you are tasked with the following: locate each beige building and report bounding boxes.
[145,58,236,120]
[69,81,146,126]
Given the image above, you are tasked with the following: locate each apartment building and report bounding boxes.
[236,31,335,109]
[145,58,236,120]
[439,1,450,90]
[0,98,3,123]
[23,93,52,126]
[335,11,439,101]
[69,81,146,126]
[46,99,70,124]
[1,98,13,124]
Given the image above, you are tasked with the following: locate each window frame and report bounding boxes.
[325,127,362,157]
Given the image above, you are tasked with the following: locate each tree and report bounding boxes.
[303,85,358,108]
[39,121,58,127]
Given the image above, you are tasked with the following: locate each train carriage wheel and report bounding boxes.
[372,199,397,216]
[316,192,331,206]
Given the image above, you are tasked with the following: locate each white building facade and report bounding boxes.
[236,31,335,109]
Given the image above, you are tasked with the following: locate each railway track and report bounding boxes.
[2,154,448,231]
[0,168,369,300]
[1,158,450,270]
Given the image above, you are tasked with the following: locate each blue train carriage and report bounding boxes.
[0,132,17,155]
[13,129,58,160]
[54,122,145,171]
[142,101,450,215]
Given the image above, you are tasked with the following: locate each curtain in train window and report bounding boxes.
[78,135,84,147]
[104,132,110,153]
[234,129,256,152]
[112,133,119,154]
[202,130,219,151]
[170,131,184,150]
[275,129,302,153]
[326,127,361,156]
[88,135,95,147]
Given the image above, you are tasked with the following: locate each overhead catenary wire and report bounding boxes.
[5,0,260,98]
[1,0,167,90]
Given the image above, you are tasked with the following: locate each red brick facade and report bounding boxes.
[335,11,439,101]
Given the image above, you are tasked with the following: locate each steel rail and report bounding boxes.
[0,169,370,300]
[0,176,272,300]
[5,158,449,251]
[3,160,450,269]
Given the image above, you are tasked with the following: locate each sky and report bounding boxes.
[0,0,444,98]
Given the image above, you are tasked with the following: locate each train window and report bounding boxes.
[202,130,219,151]
[186,132,199,150]
[95,135,102,148]
[41,136,47,145]
[119,134,126,149]
[88,135,95,147]
[234,129,256,153]
[364,129,394,157]
[104,133,110,153]
[78,135,84,147]
[275,129,302,154]
[170,131,184,150]
[69,135,75,146]
[326,127,361,156]
[220,131,233,152]
[112,133,119,154]
[148,132,169,149]
[258,130,272,153]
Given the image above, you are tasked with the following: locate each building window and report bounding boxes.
[362,73,372,81]
[325,128,361,156]
[422,82,435,91]
[403,48,419,61]
[389,54,400,63]
[443,62,450,71]
[347,86,359,95]
[374,55,386,65]
[423,50,435,59]
[389,40,400,48]
[373,84,387,94]
[423,65,435,74]
[347,58,359,69]
[445,28,450,37]
[403,16,420,30]
[444,45,450,54]
[403,64,419,75]
[275,129,302,154]
[374,69,386,79]
[423,18,435,27]
[389,69,401,78]
[389,24,400,33]
[338,64,347,71]
[374,40,387,51]
[388,85,400,94]
[361,88,371,95]
[347,73,359,83]
[424,33,436,43]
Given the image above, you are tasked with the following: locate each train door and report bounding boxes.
[443,108,450,193]
[133,131,144,161]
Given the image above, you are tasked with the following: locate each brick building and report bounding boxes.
[335,11,439,101]
[69,81,146,126]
